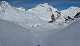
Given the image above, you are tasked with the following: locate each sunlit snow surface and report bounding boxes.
[0,1,80,32]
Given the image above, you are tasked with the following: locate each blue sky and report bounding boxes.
[1,0,80,10]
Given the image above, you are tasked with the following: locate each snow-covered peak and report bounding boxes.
[16,7,26,12]
[26,3,58,21]
[0,1,26,13]
[0,1,80,31]
[61,6,80,18]
[68,6,80,9]
[0,1,27,22]
[0,1,11,8]
[0,1,8,5]
[28,3,58,12]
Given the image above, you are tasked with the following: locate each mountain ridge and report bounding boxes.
[0,1,80,31]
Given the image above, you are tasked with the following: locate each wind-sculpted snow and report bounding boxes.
[0,1,80,31]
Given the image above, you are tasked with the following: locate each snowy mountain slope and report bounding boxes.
[0,1,27,22]
[0,1,80,31]
[42,20,80,46]
[0,18,80,46]
[0,1,80,46]
[61,7,80,18]
[26,3,58,21]
[0,19,29,32]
